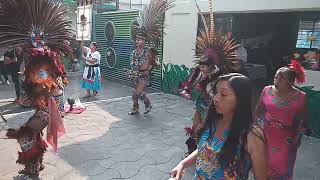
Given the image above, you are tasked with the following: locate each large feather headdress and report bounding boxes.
[132,0,175,46]
[0,0,72,54]
[194,0,240,72]
[0,0,72,107]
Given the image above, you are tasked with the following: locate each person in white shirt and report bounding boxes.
[80,41,102,98]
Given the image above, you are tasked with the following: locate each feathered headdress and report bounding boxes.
[194,0,240,72]
[132,0,175,46]
[288,60,306,84]
[0,0,72,54]
[0,0,72,107]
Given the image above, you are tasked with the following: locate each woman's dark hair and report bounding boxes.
[91,42,98,48]
[277,67,296,83]
[80,15,86,21]
[196,73,253,165]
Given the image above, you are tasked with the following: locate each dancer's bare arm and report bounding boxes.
[247,129,268,180]
[170,150,198,180]
[80,41,89,54]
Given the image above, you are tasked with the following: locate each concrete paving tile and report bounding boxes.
[109,148,142,163]
[79,144,110,155]
[59,170,89,180]
[1,77,320,180]
[138,164,170,180]
[107,155,155,179]
[126,171,160,180]
[154,149,186,178]
[132,140,169,156]
[76,159,108,176]
[98,158,118,169]
[89,168,121,180]
[58,145,103,166]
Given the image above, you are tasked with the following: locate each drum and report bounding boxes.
[25,110,49,133]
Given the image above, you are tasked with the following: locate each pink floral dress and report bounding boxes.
[255,85,307,180]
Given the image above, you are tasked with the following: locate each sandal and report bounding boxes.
[18,169,38,176]
[39,164,45,171]
[18,169,28,175]
[144,105,152,114]
[128,109,139,115]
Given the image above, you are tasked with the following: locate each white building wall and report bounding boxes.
[163,0,320,68]
[197,0,320,13]
[300,70,320,91]
[116,0,320,89]
[163,10,198,67]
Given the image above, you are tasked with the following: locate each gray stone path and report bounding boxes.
[1,93,320,180]
[0,73,144,115]
[0,93,196,180]
[0,75,319,180]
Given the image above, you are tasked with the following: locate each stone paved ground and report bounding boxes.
[0,93,196,180]
[0,73,148,115]
[0,75,319,180]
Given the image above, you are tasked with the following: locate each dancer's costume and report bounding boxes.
[180,0,241,155]
[0,0,72,177]
[125,0,174,115]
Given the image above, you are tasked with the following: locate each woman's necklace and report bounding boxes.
[272,86,296,101]
[271,86,298,108]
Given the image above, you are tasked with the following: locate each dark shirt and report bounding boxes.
[4,49,16,59]
[16,52,24,66]
[5,49,21,73]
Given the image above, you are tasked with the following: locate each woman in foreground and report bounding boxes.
[170,73,268,180]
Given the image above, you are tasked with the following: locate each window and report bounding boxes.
[296,20,320,49]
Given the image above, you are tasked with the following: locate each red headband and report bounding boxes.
[288,60,306,84]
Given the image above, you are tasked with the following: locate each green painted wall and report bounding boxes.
[161,63,201,102]
[93,10,164,91]
[162,63,190,95]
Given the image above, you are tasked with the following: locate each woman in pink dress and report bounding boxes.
[255,60,308,180]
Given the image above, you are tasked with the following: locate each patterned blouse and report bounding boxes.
[195,128,252,180]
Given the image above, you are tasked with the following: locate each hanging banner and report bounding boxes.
[76,5,92,41]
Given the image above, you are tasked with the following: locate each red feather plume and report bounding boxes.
[184,125,196,137]
[288,60,306,84]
